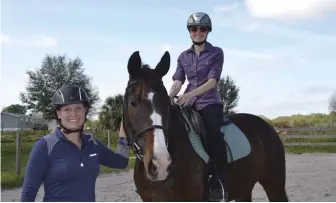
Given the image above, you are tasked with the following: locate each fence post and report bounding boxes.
[107,130,111,149]
[16,119,21,176]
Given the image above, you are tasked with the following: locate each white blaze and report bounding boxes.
[147,92,171,180]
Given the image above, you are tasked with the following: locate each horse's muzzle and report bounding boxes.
[147,156,171,181]
[148,159,158,178]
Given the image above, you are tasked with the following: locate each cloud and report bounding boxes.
[261,98,329,118]
[287,86,336,110]
[212,1,336,45]
[221,47,288,75]
[286,85,333,103]
[213,2,239,12]
[0,35,10,43]
[216,14,336,45]
[224,48,274,59]
[0,34,58,48]
[245,0,336,20]
[239,86,334,118]
[243,21,328,40]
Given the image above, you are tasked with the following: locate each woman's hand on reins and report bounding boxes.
[176,92,194,107]
[170,96,180,105]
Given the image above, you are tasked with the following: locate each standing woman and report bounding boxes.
[169,12,228,202]
[20,85,130,202]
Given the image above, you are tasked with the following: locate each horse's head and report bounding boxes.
[123,51,172,181]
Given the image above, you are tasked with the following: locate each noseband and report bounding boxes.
[123,80,168,161]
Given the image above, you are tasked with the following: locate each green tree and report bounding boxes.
[257,115,273,126]
[20,54,100,119]
[331,112,336,124]
[272,116,292,128]
[269,113,335,128]
[217,75,240,115]
[2,104,27,114]
[98,94,124,131]
[85,119,101,132]
[329,91,336,124]
[329,91,336,113]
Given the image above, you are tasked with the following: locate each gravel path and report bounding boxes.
[2,153,336,202]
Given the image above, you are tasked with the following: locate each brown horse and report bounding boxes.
[122,51,289,202]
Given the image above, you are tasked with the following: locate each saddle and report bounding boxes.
[172,104,210,150]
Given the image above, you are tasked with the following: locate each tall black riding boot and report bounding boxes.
[209,142,229,202]
[198,103,229,202]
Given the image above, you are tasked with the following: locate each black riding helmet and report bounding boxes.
[52,85,91,134]
[52,85,91,107]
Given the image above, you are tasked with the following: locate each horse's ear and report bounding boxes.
[127,51,142,76]
[155,51,170,77]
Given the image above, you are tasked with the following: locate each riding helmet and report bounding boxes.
[187,12,212,32]
[52,85,91,108]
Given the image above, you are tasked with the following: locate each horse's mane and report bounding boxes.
[141,63,151,69]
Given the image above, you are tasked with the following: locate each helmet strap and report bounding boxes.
[192,40,206,46]
[60,123,83,134]
[191,35,208,46]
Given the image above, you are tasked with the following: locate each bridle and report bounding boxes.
[122,80,169,161]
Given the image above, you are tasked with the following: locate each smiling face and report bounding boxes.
[188,26,209,43]
[56,103,87,130]
[124,51,172,181]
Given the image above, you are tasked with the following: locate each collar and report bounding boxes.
[55,127,67,140]
[54,127,91,144]
[187,41,214,52]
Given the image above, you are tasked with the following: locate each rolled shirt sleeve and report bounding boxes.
[172,55,186,84]
[207,48,224,82]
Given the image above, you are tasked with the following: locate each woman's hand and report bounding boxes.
[177,92,194,107]
[118,120,126,138]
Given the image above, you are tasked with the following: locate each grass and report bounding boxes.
[277,129,336,136]
[285,145,336,154]
[281,137,336,143]
[281,135,336,154]
[1,130,135,190]
[1,158,136,190]
[281,136,336,153]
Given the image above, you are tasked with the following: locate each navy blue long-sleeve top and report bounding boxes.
[20,127,131,202]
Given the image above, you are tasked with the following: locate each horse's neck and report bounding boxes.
[167,106,204,176]
[167,106,190,143]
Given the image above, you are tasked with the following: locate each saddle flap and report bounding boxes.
[179,106,208,147]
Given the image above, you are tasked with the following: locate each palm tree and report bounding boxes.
[98,94,124,131]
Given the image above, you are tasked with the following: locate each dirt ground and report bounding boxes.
[2,153,336,202]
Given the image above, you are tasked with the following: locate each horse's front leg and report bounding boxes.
[136,188,154,201]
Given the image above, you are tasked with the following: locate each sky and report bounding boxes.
[1,0,336,119]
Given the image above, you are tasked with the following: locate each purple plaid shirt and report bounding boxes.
[172,41,224,110]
